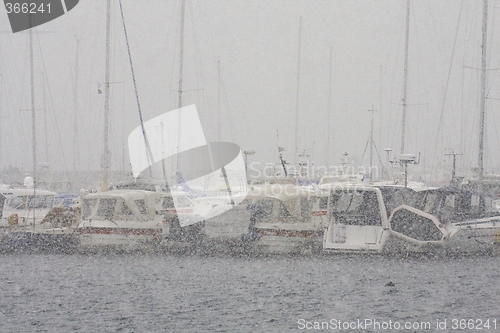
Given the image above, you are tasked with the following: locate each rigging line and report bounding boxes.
[193,0,220,65]
[487,0,495,81]
[462,2,478,170]
[34,27,71,179]
[359,135,370,166]
[117,0,153,179]
[188,0,206,112]
[372,141,390,179]
[386,1,406,151]
[429,1,463,179]
[167,3,180,112]
[13,39,29,168]
[489,99,499,172]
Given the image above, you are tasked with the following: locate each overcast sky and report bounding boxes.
[1,0,500,183]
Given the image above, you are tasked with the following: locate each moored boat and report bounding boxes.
[322,183,500,255]
[246,184,329,254]
[77,189,203,252]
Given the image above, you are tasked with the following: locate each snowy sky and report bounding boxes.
[0,0,499,183]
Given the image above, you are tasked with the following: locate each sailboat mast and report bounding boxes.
[175,0,186,172]
[42,72,48,165]
[369,106,376,179]
[294,16,302,163]
[478,0,488,181]
[178,0,185,110]
[73,39,80,173]
[326,46,333,167]
[401,0,410,155]
[29,16,37,229]
[103,0,111,186]
[217,60,221,141]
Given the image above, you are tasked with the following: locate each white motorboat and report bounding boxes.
[0,185,58,229]
[77,189,201,251]
[246,184,329,254]
[322,184,500,255]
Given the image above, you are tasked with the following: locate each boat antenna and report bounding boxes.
[445,149,462,183]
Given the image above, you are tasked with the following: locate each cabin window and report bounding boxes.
[471,195,480,207]
[319,197,328,210]
[390,209,443,241]
[485,197,496,213]
[348,193,364,212]
[27,196,41,209]
[380,188,405,214]
[334,193,353,212]
[356,191,382,225]
[423,193,438,213]
[257,199,274,219]
[82,199,98,219]
[9,196,25,209]
[135,200,147,215]
[117,199,134,216]
[162,197,175,209]
[276,202,292,219]
[363,191,380,213]
[300,197,310,217]
[27,195,54,209]
[444,195,455,208]
[97,198,116,219]
[331,191,381,226]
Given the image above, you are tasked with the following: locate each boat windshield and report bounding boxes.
[82,198,98,219]
[253,198,291,222]
[9,195,55,210]
[330,190,381,226]
[97,198,117,219]
[378,187,416,214]
[134,200,147,215]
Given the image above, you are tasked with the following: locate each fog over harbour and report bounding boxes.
[1,0,500,185]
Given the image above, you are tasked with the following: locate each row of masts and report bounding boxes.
[100,0,187,184]
[23,0,489,190]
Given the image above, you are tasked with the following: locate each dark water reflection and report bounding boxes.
[0,254,498,332]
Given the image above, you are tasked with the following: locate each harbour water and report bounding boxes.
[0,253,498,332]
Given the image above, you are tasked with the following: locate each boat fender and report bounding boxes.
[8,214,18,226]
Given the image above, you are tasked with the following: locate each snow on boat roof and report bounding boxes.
[0,188,57,196]
[246,183,321,200]
[83,189,186,200]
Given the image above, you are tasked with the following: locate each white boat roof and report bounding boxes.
[0,187,57,196]
[84,189,157,200]
[83,189,187,200]
[246,183,321,201]
[372,181,439,192]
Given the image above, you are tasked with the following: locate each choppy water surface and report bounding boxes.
[0,254,498,332]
